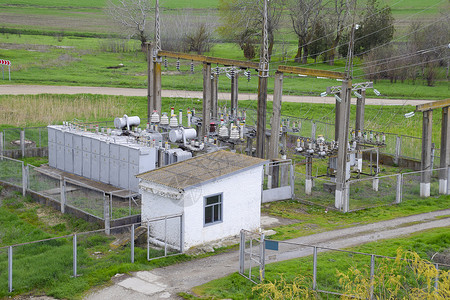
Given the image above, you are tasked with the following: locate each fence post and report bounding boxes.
[22,163,28,197]
[60,178,66,213]
[104,193,110,235]
[179,214,184,253]
[20,130,25,158]
[370,255,375,300]
[313,247,317,290]
[8,246,13,293]
[73,234,77,277]
[395,174,402,204]
[131,224,135,263]
[290,164,295,198]
[372,176,379,192]
[0,131,3,158]
[147,222,150,261]
[239,230,245,274]
[260,233,265,281]
[435,263,439,291]
[394,135,401,165]
[164,216,168,257]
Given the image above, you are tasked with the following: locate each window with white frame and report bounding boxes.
[204,193,222,225]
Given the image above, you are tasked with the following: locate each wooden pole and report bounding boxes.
[420,110,433,197]
[439,107,449,194]
[256,74,268,158]
[146,43,154,123]
[202,63,212,137]
[268,71,283,160]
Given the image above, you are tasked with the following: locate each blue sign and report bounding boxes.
[265,240,279,251]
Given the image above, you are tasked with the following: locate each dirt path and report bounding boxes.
[84,209,450,300]
[0,84,434,106]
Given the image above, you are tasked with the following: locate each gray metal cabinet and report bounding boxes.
[91,153,100,181]
[48,142,57,168]
[119,160,129,190]
[82,136,91,152]
[100,156,110,184]
[73,149,83,176]
[65,132,73,148]
[56,144,64,169]
[64,147,73,173]
[73,135,82,150]
[109,158,120,187]
[91,139,100,155]
[82,151,91,178]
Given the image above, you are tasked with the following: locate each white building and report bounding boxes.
[137,150,267,251]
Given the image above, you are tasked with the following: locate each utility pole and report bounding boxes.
[256,0,269,158]
[153,0,162,114]
[335,23,356,212]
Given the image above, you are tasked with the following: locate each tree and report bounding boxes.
[325,0,353,65]
[339,0,394,57]
[106,0,154,48]
[289,0,323,64]
[218,0,285,60]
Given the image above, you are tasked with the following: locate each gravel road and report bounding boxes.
[85,209,450,300]
[0,84,434,106]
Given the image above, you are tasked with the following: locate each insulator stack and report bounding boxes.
[190,60,194,73]
[176,59,180,71]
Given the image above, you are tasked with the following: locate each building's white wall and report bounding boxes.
[182,166,262,249]
[140,165,263,250]
[140,181,184,249]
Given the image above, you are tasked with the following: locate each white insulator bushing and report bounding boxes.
[230,126,240,140]
[151,111,160,123]
[169,127,197,143]
[218,125,229,137]
[160,113,169,125]
[169,115,178,127]
[114,114,140,130]
[317,135,325,144]
[179,109,183,125]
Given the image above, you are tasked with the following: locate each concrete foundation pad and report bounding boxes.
[420,182,431,197]
[439,179,448,195]
[118,277,166,296]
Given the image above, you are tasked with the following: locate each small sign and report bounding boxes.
[265,240,279,251]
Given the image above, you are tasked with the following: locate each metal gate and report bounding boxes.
[239,229,265,283]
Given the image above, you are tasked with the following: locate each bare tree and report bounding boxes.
[106,0,154,48]
[289,0,323,64]
[160,11,215,54]
[325,0,353,65]
[218,0,285,60]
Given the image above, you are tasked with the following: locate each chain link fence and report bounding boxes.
[240,234,450,298]
[0,219,183,296]
[294,167,449,211]
[0,157,141,231]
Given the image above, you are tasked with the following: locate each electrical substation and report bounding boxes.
[37,0,450,251]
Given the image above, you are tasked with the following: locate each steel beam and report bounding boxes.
[416,98,450,112]
[278,65,345,79]
[157,50,259,70]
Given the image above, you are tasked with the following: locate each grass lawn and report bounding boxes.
[193,226,450,299]
[0,188,192,299]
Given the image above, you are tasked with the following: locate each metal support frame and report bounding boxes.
[211,73,218,119]
[231,70,239,118]
[420,110,433,197]
[202,63,212,137]
[439,107,449,194]
[268,72,283,160]
[335,80,352,212]
[146,43,154,123]
[22,164,27,197]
